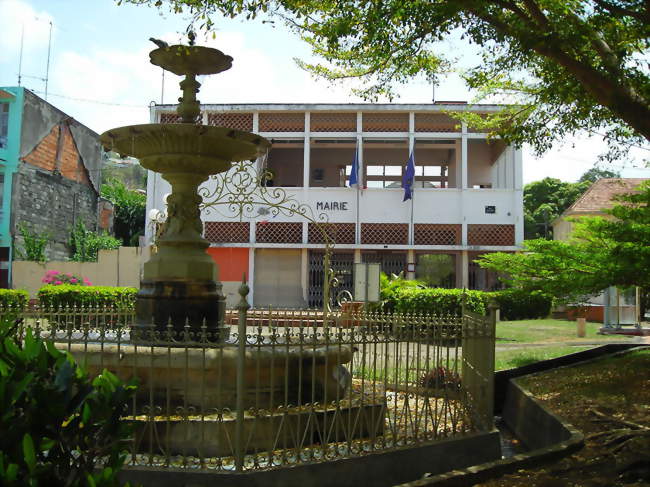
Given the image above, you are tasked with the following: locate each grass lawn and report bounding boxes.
[496,319,634,343]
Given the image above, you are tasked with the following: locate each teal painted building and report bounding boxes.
[0,87,24,286]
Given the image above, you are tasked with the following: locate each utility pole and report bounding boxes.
[17,24,24,86]
[44,21,53,100]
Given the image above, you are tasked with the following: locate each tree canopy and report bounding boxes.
[524,177,590,238]
[479,181,650,303]
[523,166,622,239]
[578,166,621,183]
[100,179,146,246]
[123,0,649,157]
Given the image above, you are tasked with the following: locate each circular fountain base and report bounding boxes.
[135,278,228,340]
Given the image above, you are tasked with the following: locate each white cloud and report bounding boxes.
[0,0,54,62]
[524,135,650,184]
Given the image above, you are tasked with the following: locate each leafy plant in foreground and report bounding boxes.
[0,317,136,486]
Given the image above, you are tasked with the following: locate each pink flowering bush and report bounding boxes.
[41,270,92,286]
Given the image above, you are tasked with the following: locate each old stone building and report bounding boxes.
[0,87,112,286]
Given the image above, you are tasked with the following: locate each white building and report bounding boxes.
[146,104,524,307]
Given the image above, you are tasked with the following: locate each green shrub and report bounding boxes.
[391,287,489,315]
[69,222,121,262]
[0,289,29,309]
[14,222,49,262]
[378,273,426,312]
[0,317,136,486]
[38,285,137,310]
[491,288,552,320]
[378,273,552,319]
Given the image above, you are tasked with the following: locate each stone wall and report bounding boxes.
[12,163,98,261]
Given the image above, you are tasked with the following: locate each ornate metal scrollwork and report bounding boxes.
[198,160,340,313]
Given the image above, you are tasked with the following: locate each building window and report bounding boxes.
[0,103,9,150]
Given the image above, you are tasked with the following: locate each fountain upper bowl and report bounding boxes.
[100,123,270,174]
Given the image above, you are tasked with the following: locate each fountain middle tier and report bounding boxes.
[101,123,270,172]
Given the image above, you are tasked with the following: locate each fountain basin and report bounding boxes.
[149,45,233,76]
[68,342,355,409]
[100,123,270,173]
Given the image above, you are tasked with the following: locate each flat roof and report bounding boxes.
[152,102,508,112]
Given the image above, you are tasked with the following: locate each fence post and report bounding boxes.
[235,274,250,472]
[482,300,498,429]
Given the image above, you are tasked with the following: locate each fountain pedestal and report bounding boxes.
[136,171,227,337]
[100,43,270,338]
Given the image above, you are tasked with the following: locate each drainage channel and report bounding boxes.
[494,416,527,458]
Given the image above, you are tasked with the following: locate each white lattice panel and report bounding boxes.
[308,223,356,244]
[204,222,250,243]
[414,113,460,132]
[362,113,409,132]
[310,113,357,132]
[207,113,254,131]
[259,113,305,132]
[361,223,408,245]
[414,224,461,245]
[256,222,303,243]
[467,224,515,246]
[159,112,184,124]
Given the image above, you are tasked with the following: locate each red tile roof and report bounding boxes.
[564,178,649,216]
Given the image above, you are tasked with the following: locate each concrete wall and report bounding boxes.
[12,246,142,297]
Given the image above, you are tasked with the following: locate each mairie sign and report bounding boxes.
[316,201,350,211]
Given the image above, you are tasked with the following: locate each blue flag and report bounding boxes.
[348,147,359,188]
[402,152,415,201]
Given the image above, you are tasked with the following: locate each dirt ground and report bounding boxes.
[477,348,650,487]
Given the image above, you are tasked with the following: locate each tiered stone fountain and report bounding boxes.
[89,36,383,459]
[101,39,269,338]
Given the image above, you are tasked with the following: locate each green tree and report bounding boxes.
[100,179,146,246]
[123,0,649,156]
[478,181,650,303]
[578,166,621,183]
[523,178,590,239]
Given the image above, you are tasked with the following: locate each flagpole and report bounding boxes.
[410,178,415,245]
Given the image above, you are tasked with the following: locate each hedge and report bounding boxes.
[389,288,489,316]
[38,285,137,309]
[0,289,29,309]
[380,283,551,319]
[489,288,552,321]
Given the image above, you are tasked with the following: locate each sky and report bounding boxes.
[0,0,648,184]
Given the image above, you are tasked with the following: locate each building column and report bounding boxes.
[248,247,255,306]
[301,248,309,305]
[513,147,524,245]
[461,122,468,190]
[406,249,415,280]
[461,250,469,289]
[303,112,310,189]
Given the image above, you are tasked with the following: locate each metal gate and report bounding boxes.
[362,251,407,278]
[308,251,354,308]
